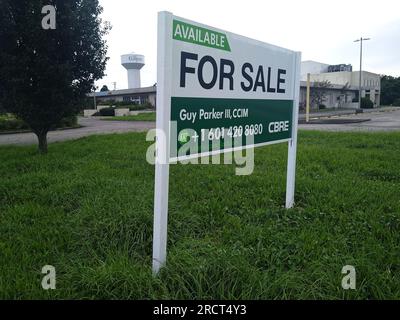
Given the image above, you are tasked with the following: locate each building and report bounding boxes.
[299,81,358,110]
[86,52,156,108]
[88,85,157,107]
[301,60,330,77]
[87,59,380,113]
[300,60,381,109]
[90,80,360,111]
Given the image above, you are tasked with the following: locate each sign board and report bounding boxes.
[153,11,301,274]
[170,18,298,161]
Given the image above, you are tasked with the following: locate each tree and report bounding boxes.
[0,102,5,115]
[381,75,400,106]
[100,85,109,92]
[0,0,110,153]
[310,80,332,109]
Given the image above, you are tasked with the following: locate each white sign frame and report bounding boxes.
[153,11,301,274]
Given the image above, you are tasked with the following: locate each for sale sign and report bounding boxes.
[153,11,301,274]
[166,15,299,161]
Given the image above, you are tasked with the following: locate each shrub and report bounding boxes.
[114,104,153,111]
[99,107,115,116]
[101,101,131,107]
[319,104,326,110]
[128,104,148,111]
[98,99,115,106]
[0,103,6,115]
[56,116,78,128]
[144,102,154,109]
[81,97,95,110]
[0,117,29,131]
[361,97,374,109]
[115,105,136,110]
[96,101,154,110]
[0,115,78,132]
[115,101,133,107]
[393,98,400,106]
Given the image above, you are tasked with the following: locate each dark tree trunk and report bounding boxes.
[35,129,48,154]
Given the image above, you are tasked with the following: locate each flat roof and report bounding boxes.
[88,86,156,97]
[88,82,358,98]
[300,81,358,91]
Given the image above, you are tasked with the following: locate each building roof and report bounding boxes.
[301,60,330,65]
[88,82,358,98]
[300,81,358,91]
[88,85,156,97]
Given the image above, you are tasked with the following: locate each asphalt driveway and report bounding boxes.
[0,108,399,146]
[299,107,400,132]
[0,117,155,146]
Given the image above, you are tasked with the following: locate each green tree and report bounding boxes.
[100,85,109,92]
[381,75,400,106]
[310,80,332,109]
[361,97,373,109]
[0,102,5,115]
[0,0,110,153]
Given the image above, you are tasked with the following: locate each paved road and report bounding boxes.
[0,117,155,146]
[1,108,399,146]
[298,108,356,120]
[299,108,400,132]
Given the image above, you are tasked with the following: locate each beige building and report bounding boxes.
[301,60,381,108]
[88,60,381,111]
[299,81,358,110]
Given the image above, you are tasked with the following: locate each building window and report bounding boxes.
[121,96,146,104]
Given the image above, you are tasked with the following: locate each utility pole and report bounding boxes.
[306,73,311,122]
[93,85,97,110]
[354,37,370,109]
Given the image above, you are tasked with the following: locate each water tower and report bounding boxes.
[121,53,145,89]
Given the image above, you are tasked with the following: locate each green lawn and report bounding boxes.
[103,112,156,122]
[0,131,399,299]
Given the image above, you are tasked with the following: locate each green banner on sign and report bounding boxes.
[170,97,293,159]
[173,19,231,52]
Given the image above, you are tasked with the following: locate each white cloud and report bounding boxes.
[96,0,400,90]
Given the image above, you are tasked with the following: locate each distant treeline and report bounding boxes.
[381,75,400,106]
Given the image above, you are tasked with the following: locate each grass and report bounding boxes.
[0,130,399,299]
[103,112,156,122]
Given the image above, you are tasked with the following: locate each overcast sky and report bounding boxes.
[96,0,400,90]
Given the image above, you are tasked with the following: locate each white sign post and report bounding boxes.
[152,12,173,274]
[285,52,301,209]
[153,11,301,275]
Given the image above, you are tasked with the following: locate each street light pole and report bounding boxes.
[354,37,370,109]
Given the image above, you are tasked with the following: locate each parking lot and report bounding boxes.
[299,107,400,132]
[0,108,399,146]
